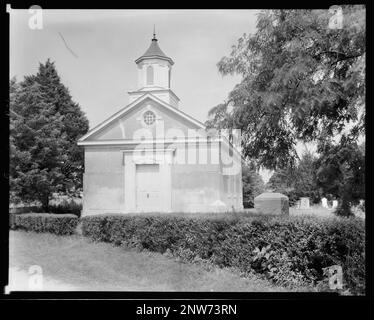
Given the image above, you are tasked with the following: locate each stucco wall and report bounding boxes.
[137,59,171,89]
[170,141,243,212]
[221,172,243,209]
[83,146,124,215]
[81,139,243,216]
[171,164,223,212]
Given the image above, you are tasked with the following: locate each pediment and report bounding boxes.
[78,93,205,144]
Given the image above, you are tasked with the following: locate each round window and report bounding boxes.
[143,110,156,125]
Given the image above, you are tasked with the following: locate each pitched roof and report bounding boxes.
[135,38,174,65]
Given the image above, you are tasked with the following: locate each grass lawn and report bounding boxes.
[9,230,297,292]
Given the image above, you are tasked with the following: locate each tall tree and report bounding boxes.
[10,60,89,211]
[206,6,365,170]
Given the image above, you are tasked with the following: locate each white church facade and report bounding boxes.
[78,33,243,215]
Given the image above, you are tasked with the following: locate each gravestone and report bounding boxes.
[321,197,328,208]
[332,200,338,209]
[254,192,289,215]
[300,197,310,209]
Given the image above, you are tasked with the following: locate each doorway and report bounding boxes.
[136,164,162,211]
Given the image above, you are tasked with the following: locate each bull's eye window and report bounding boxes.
[143,110,156,125]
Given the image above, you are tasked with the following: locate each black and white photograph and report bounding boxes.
[4,6,366,300]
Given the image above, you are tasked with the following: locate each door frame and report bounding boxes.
[135,163,162,212]
[122,148,175,213]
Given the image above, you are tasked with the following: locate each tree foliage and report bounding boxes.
[266,151,321,205]
[10,60,89,210]
[242,161,265,208]
[266,141,365,216]
[206,6,365,170]
[315,137,365,216]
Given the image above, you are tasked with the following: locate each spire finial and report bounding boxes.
[152,24,157,41]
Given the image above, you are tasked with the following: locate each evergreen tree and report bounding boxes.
[10,60,89,211]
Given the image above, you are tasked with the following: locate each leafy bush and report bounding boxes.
[81,214,365,294]
[9,213,16,229]
[11,213,79,235]
[48,199,82,217]
[243,200,254,209]
[9,205,41,214]
[9,199,82,217]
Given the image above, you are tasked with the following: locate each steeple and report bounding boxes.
[129,29,179,108]
[135,30,174,65]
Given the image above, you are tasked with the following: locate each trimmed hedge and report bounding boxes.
[11,213,79,235]
[10,200,82,217]
[81,214,365,294]
[48,199,82,217]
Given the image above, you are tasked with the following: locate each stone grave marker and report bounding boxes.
[300,197,310,209]
[321,197,328,208]
[254,192,289,215]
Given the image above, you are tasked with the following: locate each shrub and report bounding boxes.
[243,200,254,208]
[48,199,82,217]
[11,213,79,235]
[9,205,41,214]
[10,199,82,217]
[9,213,16,229]
[81,214,365,294]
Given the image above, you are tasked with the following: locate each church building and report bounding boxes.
[78,32,243,215]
